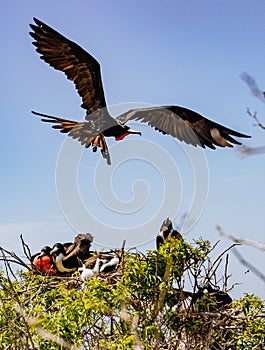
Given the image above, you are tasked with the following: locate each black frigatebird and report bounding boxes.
[31,245,58,275]
[29,18,250,165]
[156,217,183,249]
[50,233,93,273]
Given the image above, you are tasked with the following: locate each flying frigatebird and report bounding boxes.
[29,18,250,164]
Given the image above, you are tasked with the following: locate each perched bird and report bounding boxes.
[156,217,183,249]
[31,246,58,275]
[50,233,93,273]
[50,243,82,273]
[171,290,193,312]
[192,283,232,310]
[78,262,100,281]
[31,245,51,262]
[65,233,94,261]
[79,252,120,281]
[172,284,232,312]
[29,18,250,165]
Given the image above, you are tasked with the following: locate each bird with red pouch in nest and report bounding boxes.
[29,18,250,165]
[31,246,58,275]
[31,233,93,275]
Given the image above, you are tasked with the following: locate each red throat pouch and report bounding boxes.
[33,256,57,275]
[115,133,129,141]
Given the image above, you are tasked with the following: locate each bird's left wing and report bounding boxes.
[117,106,250,149]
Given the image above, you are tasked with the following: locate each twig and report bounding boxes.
[154,254,172,315]
[247,108,265,130]
[241,72,265,105]
[0,246,30,270]
[207,258,223,282]
[223,254,230,291]
[232,248,265,283]
[131,313,143,350]
[238,144,265,157]
[14,305,81,350]
[208,243,240,276]
[20,234,32,262]
[217,226,265,251]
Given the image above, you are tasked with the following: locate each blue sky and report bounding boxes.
[1,1,265,298]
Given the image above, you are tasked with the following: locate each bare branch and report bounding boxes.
[14,305,81,350]
[223,254,230,291]
[241,72,265,104]
[20,234,32,262]
[0,246,31,270]
[131,314,144,350]
[246,108,265,130]
[232,248,265,283]
[238,144,265,157]
[217,226,265,251]
[208,242,240,275]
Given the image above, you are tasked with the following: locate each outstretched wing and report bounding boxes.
[29,18,107,114]
[117,105,251,149]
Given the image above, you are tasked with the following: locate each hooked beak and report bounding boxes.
[160,226,168,233]
[128,128,142,136]
[39,251,47,258]
[50,247,60,256]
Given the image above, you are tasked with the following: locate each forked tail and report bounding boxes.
[31,111,111,164]
[31,110,79,133]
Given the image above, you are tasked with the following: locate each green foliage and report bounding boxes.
[0,239,264,349]
[232,294,265,350]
